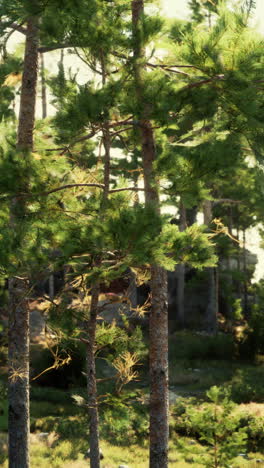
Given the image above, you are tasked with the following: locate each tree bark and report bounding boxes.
[131,2,169,466]
[242,229,249,318]
[8,16,39,468]
[176,200,186,328]
[225,207,234,320]
[203,200,218,334]
[85,53,111,468]
[17,18,39,150]
[8,278,30,468]
[86,286,100,468]
[40,52,47,119]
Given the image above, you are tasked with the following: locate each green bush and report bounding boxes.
[172,388,264,454]
[228,368,264,403]
[31,386,73,405]
[239,308,264,358]
[31,414,87,439]
[174,386,248,467]
[239,413,264,452]
[169,331,236,361]
[100,391,148,445]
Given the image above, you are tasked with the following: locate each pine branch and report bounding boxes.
[147,63,190,76]
[3,22,27,35]
[0,184,145,202]
[110,187,145,194]
[38,42,84,53]
[110,126,134,137]
[147,63,205,72]
[213,199,241,205]
[44,130,97,153]
[182,75,225,90]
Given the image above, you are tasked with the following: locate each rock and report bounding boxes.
[36,432,49,440]
[169,390,181,404]
[119,465,130,468]
[238,453,248,459]
[97,300,132,325]
[188,440,196,446]
[29,307,45,340]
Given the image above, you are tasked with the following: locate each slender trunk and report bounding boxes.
[237,228,241,272]
[133,176,140,205]
[17,18,39,150]
[236,228,242,303]
[86,53,111,468]
[40,53,47,119]
[149,266,168,468]
[8,279,30,468]
[242,229,248,318]
[132,2,169,466]
[225,208,233,320]
[8,16,39,468]
[86,286,100,468]
[127,269,138,309]
[49,274,54,300]
[176,200,186,328]
[203,200,218,334]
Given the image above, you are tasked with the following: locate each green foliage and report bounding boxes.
[188,0,223,24]
[238,308,264,358]
[238,412,264,452]
[169,331,235,361]
[100,390,148,445]
[96,320,146,363]
[232,298,243,321]
[228,367,264,403]
[30,386,73,405]
[176,386,248,467]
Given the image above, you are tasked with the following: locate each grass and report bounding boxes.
[169,358,264,401]
[1,433,264,467]
[1,331,264,466]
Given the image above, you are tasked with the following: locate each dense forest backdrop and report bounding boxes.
[0,0,264,467]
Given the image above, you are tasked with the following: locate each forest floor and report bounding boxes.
[1,356,264,467]
[1,330,264,467]
[0,431,264,467]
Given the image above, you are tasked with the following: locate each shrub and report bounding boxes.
[175,386,248,467]
[169,331,236,361]
[239,308,264,358]
[228,368,264,403]
[31,386,73,404]
[100,391,148,445]
[238,412,264,452]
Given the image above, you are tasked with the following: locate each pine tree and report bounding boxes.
[8,14,39,468]
[131,2,169,466]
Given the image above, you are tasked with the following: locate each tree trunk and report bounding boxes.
[17,18,39,150]
[8,16,39,468]
[176,200,186,328]
[242,229,248,318]
[86,286,100,468]
[225,208,234,320]
[85,53,111,467]
[132,2,169,466]
[236,227,243,303]
[8,278,30,468]
[149,266,168,468]
[203,200,218,334]
[40,52,47,119]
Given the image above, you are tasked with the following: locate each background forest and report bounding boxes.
[0,0,264,467]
